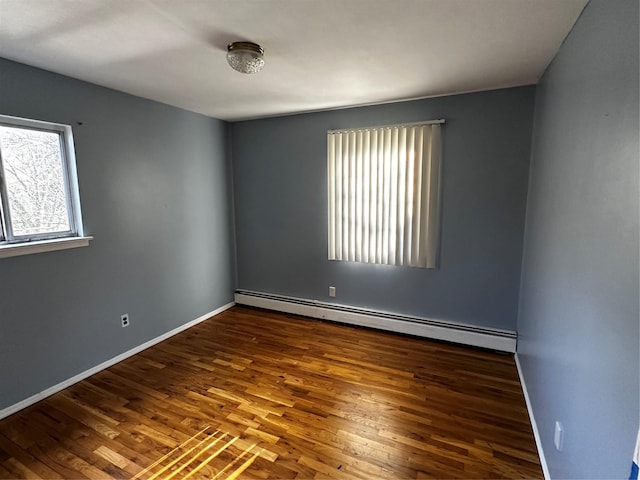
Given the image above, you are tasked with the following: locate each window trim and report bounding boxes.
[0,114,90,256]
[0,235,93,259]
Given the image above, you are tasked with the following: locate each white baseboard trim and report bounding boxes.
[515,353,550,480]
[235,290,517,353]
[0,301,235,421]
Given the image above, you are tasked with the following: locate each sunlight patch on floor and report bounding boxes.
[125,426,264,480]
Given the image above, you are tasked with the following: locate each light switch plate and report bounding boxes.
[554,421,564,451]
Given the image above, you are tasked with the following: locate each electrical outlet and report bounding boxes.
[329,286,336,297]
[554,421,564,451]
[121,313,130,328]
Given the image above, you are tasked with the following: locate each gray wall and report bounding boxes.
[517,1,639,478]
[0,58,236,410]
[232,87,535,331]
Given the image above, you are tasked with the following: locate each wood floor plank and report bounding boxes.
[0,305,542,479]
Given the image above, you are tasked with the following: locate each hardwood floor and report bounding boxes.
[0,306,542,479]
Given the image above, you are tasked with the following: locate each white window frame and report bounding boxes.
[0,114,91,258]
[327,119,444,268]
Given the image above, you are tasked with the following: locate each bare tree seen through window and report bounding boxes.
[0,126,71,237]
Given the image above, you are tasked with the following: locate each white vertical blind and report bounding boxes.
[328,121,442,268]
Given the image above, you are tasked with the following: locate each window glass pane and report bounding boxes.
[0,125,71,236]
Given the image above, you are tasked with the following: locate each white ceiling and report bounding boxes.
[0,0,587,121]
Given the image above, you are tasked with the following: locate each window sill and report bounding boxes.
[0,236,93,259]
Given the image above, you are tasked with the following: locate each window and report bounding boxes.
[0,114,89,258]
[327,120,443,268]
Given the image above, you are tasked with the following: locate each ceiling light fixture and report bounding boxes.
[226,42,265,74]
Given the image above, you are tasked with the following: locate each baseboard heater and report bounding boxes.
[234,290,517,353]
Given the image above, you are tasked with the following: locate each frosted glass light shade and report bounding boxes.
[226,42,265,74]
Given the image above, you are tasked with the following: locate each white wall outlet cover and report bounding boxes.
[554,421,564,451]
[329,286,336,297]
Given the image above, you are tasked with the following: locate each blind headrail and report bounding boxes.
[328,119,445,135]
